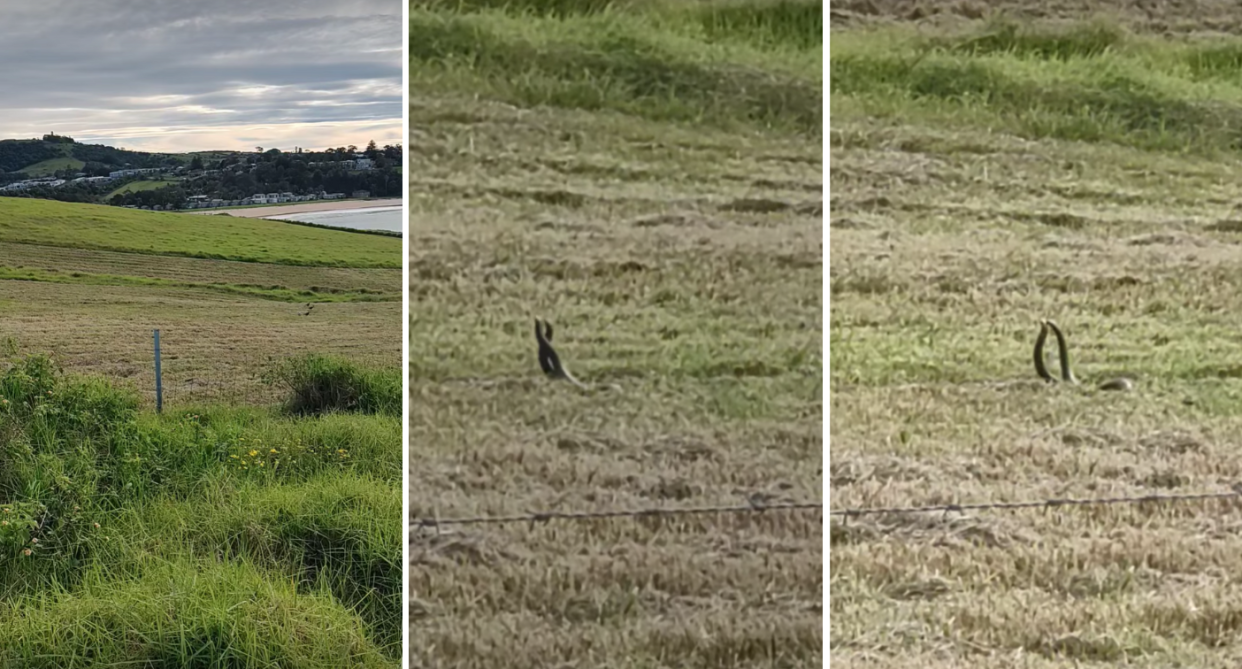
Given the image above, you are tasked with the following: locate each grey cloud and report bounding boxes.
[0,0,402,151]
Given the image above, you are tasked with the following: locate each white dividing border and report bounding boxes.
[400,0,412,664]
[821,4,831,665]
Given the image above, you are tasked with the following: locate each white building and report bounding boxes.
[108,168,161,179]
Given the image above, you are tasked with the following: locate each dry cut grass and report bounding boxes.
[408,95,823,668]
[831,7,1242,667]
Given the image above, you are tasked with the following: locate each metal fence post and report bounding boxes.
[154,329,163,414]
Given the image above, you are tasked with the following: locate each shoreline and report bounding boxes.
[187,198,402,218]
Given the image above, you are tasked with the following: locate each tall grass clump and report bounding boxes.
[830,18,1242,155]
[0,353,401,664]
[693,0,822,51]
[0,561,391,668]
[263,354,401,417]
[409,1,822,133]
[0,354,141,589]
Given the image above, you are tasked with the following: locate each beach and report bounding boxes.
[188,198,402,218]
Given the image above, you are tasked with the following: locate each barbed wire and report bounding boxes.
[830,485,1242,519]
[411,499,823,530]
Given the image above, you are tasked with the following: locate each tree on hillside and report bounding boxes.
[190,155,204,171]
[365,140,379,159]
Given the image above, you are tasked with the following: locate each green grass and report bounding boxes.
[0,197,401,268]
[0,265,396,302]
[830,14,1242,669]
[831,18,1242,155]
[0,560,392,668]
[262,353,402,417]
[409,0,821,134]
[105,178,178,198]
[0,354,402,664]
[20,156,84,177]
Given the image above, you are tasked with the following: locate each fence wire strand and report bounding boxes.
[411,499,823,530]
[830,485,1242,519]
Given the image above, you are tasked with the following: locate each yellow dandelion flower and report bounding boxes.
[259,461,264,467]
[249,450,258,457]
[269,448,277,454]
[22,549,31,556]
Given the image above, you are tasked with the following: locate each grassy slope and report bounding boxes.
[21,156,85,176]
[831,9,1242,669]
[105,178,177,197]
[0,197,400,268]
[409,2,822,668]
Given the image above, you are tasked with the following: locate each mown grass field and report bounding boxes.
[409,1,823,667]
[0,191,403,663]
[831,3,1242,667]
[0,198,401,267]
[0,198,400,407]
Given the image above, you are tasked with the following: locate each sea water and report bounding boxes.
[267,205,402,233]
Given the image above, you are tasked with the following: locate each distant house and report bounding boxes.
[354,157,372,170]
[351,190,370,199]
[108,167,161,179]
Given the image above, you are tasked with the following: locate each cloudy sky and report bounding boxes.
[0,0,402,153]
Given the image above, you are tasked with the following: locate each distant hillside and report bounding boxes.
[0,134,192,175]
[0,197,400,268]
[0,134,404,208]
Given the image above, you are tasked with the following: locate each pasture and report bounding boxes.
[0,197,400,407]
[408,1,823,667]
[831,2,1242,667]
[0,198,401,267]
[104,178,178,197]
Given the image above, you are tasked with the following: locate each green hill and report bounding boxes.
[0,197,400,268]
[23,156,86,176]
[0,136,184,175]
[105,179,178,198]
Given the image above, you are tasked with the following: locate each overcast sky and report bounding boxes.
[0,0,402,153]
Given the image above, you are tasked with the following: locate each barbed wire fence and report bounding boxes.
[7,331,828,535]
[3,328,399,411]
[410,499,824,534]
[828,485,1242,520]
